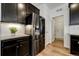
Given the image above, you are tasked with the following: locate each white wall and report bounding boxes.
[50,4,70,48]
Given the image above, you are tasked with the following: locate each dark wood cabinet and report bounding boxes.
[17,4,26,24]
[1,3,40,24]
[26,3,39,15]
[1,3,17,23]
[1,39,17,56]
[1,44,17,56]
[69,3,79,25]
[1,36,30,56]
[70,35,79,55]
[18,37,30,56]
[19,40,29,56]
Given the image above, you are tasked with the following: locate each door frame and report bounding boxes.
[52,15,64,42]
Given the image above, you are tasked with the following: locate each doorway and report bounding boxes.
[53,15,64,47]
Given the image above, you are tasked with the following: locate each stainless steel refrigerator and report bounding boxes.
[25,13,45,56]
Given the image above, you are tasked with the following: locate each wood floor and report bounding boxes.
[37,39,72,56]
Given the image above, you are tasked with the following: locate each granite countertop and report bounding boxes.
[70,33,79,36]
[0,34,30,41]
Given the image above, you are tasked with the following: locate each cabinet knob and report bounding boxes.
[20,45,23,47]
[16,46,19,48]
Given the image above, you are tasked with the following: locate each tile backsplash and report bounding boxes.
[0,22,25,36]
[70,25,79,35]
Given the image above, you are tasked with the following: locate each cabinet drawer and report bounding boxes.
[71,39,79,51]
[1,40,17,48]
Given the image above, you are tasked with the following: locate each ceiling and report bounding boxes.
[46,3,65,9]
[33,3,65,9]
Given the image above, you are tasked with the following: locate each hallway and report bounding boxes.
[38,39,72,56]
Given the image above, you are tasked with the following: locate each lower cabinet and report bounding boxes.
[18,40,29,56]
[70,35,79,55]
[1,36,30,56]
[1,43,17,56]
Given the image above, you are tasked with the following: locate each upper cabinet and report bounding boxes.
[69,3,79,25]
[26,3,40,15]
[1,3,40,24]
[1,3,17,23]
[17,4,26,24]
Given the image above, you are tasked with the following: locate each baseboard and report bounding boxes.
[45,42,51,48]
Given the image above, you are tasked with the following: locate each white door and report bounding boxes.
[53,15,64,40]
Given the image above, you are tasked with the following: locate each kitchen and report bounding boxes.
[1,3,79,56]
[0,3,45,56]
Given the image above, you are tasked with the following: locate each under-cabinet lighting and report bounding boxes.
[8,23,21,28]
[71,4,78,9]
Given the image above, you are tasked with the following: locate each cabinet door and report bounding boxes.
[26,3,39,15]
[17,4,26,24]
[27,4,35,13]
[1,39,17,56]
[1,3,17,23]
[1,44,17,56]
[26,4,32,15]
[19,40,29,56]
[70,35,79,55]
[34,7,39,15]
[70,3,79,25]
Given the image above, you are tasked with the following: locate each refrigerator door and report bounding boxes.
[31,13,40,55]
[39,16,45,39]
[32,13,40,40]
[39,16,45,52]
